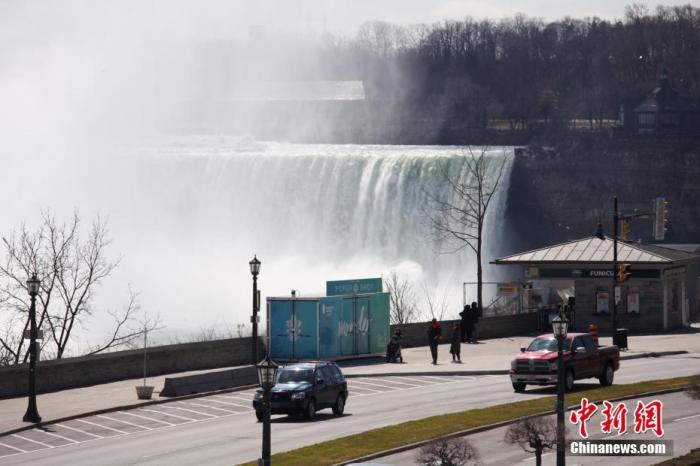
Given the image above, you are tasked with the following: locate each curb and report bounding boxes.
[335,386,689,466]
[0,384,258,439]
[1,350,689,439]
[619,350,688,360]
[343,350,689,378]
[345,370,509,378]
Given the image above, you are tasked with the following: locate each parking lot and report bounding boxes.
[0,374,483,460]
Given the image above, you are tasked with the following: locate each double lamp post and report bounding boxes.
[249,254,279,466]
[552,309,569,466]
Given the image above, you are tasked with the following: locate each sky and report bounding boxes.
[3,1,699,46]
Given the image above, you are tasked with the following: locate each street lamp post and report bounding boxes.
[256,355,278,466]
[249,255,261,365]
[612,196,619,346]
[23,274,42,423]
[552,310,569,466]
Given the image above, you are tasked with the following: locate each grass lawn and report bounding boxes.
[239,376,693,466]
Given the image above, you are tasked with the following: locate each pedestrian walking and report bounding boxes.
[450,323,461,363]
[426,318,442,365]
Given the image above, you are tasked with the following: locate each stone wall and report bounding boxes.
[573,279,665,334]
[390,312,540,348]
[0,337,264,399]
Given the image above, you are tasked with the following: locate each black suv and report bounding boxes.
[252,361,348,421]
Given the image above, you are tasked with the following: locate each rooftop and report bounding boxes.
[493,236,699,265]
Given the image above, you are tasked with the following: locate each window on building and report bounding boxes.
[638,113,655,127]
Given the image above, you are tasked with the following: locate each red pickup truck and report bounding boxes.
[509,333,620,392]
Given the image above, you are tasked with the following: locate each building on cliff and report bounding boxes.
[493,236,699,335]
[621,69,700,136]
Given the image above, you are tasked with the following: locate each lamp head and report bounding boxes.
[26,274,41,297]
[552,314,569,339]
[256,354,279,390]
[249,255,261,276]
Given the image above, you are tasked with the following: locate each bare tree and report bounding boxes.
[504,417,558,466]
[0,210,153,364]
[416,437,481,466]
[383,271,419,324]
[426,147,508,318]
[686,374,700,400]
[421,281,450,321]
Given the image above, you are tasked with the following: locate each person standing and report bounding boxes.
[459,305,470,342]
[450,323,462,363]
[427,318,442,365]
[470,301,480,343]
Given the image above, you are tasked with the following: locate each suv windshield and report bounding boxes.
[527,337,572,352]
[276,368,314,384]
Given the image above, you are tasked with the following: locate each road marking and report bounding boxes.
[120,410,175,426]
[382,376,436,385]
[415,375,456,383]
[674,413,700,423]
[96,415,151,431]
[11,434,53,448]
[158,404,217,418]
[75,418,128,434]
[35,429,79,444]
[349,379,394,389]
[0,442,27,453]
[348,385,382,393]
[373,377,421,387]
[56,423,103,439]
[139,408,196,422]
[203,397,251,409]
[180,401,237,413]
[222,394,254,404]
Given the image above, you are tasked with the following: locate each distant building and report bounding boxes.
[621,69,700,135]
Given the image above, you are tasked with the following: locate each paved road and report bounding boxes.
[378,391,700,466]
[0,354,698,466]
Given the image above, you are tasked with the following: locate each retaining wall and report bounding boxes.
[0,337,264,398]
[390,312,540,348]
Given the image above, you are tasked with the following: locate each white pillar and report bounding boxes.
[662,278,668,330]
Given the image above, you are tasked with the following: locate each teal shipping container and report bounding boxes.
[267,278,390,361]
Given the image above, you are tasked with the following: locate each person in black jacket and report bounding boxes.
[450,323,462,363]
[459,305,470,343]
[427,318,442,364]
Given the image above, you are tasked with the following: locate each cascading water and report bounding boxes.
[101,137,515,343]
[0,134,514,348]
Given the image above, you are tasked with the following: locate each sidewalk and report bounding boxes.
[2,328,699,437]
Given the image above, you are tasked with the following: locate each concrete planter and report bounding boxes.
[135,385,154,400]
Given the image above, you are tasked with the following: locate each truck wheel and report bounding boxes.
[512,382,526,392]
[599,364,614,387]
[565,369,575,392]
[332,394,345,416]
[305,398,316,420]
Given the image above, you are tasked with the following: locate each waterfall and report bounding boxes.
[110,138,515,339]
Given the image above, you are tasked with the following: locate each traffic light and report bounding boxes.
[620,218,630,241]
[618,264,631,282]
[654,197,668,240]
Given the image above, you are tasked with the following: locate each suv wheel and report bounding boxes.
[512,382,526,392]
[255,411,263,422]
[332,394,345,416]
[305,398,316,420]
[565,368,575,392]
[599,364,614,387]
